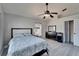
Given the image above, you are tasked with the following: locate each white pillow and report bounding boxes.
[13,33,24,37]
[23,33,31,36]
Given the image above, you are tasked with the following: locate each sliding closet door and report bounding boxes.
[69,21,74,44]
[64,21,69,43]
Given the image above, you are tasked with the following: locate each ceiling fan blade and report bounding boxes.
[43,16,45,19]
[50,15,54,18]
[62,8,67,12]
[51,12,58,14]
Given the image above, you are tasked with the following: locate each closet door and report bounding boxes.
[74,19,79,46]
[64,21,69,43]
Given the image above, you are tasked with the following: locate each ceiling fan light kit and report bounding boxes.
[44,14,49,17]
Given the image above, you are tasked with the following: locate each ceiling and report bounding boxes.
[2,3,79,20]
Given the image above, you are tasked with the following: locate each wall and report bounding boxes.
[48,14,79,45]
[4,13,47,44]
[73,19,79,46]
[0,14,3,55]
[0,4,4,55]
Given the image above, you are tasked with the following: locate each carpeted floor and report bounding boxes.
[43,39,79,56]
[2,39,79,56]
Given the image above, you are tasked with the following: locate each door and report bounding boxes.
[74,19,79,46]
[69,21,74,44]
[64,20,74,44]
[64,21,69,43]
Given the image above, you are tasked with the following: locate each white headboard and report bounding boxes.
[11,28,32,38]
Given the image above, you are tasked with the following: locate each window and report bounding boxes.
[33,23,42,36]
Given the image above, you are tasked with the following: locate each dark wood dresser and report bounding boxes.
[46,31,63,43]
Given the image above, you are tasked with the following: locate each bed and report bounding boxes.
[7,28,48,56]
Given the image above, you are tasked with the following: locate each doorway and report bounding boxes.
[64,20,74,44]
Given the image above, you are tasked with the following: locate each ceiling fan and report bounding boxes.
[38,3,67,19]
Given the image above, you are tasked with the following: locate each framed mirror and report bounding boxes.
[48,25,56,32]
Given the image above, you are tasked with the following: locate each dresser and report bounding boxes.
[46,31,63,43]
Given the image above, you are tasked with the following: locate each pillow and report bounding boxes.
[13,33,24,37]
[23,33,31,36]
